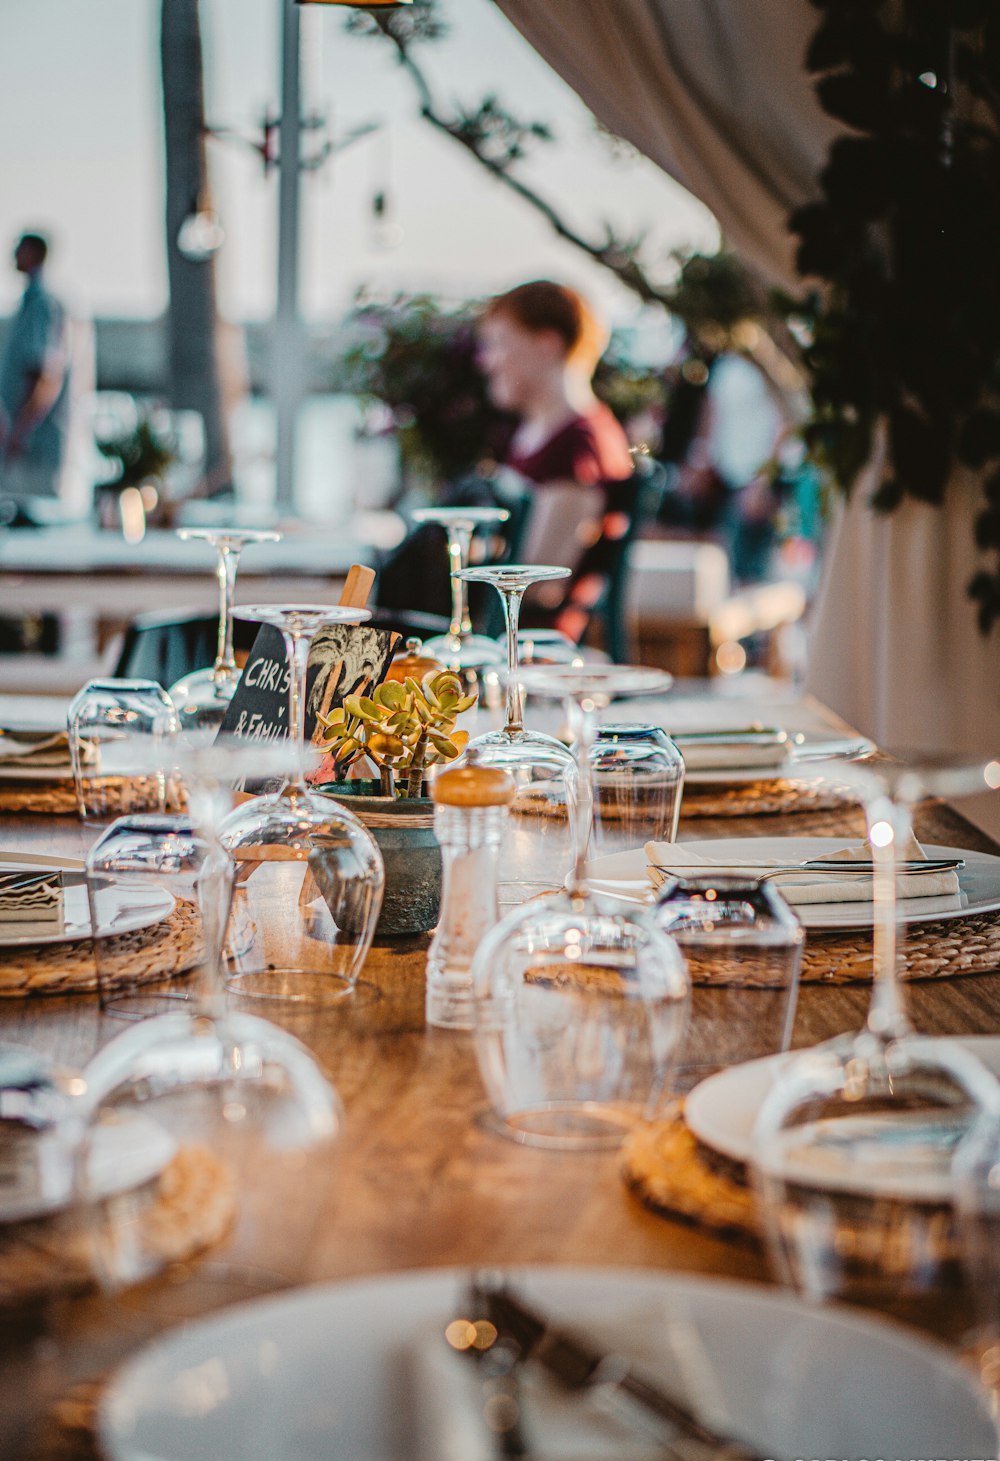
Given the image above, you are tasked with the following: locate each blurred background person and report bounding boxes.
[0,232,72,509]
[478,279,633,585]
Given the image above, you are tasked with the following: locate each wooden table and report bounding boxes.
[2,692,1000,1457]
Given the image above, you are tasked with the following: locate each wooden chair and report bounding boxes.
[521,457,669,662]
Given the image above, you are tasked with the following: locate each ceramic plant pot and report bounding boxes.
[316,782,441,937]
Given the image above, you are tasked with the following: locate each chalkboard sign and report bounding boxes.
[218,622,399,750]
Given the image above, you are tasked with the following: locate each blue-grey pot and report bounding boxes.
[316,782,441,937]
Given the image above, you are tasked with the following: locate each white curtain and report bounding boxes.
[494,0,1000,777]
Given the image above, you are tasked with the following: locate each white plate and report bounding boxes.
[583,836,1000,930]
[685,1036,1000,1199]
[0,1114,177,1224]
[99,1266,995,1460]
[0,854,174,948]
[0,762,74,782]
[682,733,874,785]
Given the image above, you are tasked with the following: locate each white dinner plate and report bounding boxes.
[684,1036,1000,1200]
[0,854,174,948]
[99,1266,995,1460]
[0,762,75,782]
[682,733,874,785]
[583,836,1000,930]
[0,1114,177,1224]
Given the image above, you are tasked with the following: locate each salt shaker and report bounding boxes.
[425,759,515,1031]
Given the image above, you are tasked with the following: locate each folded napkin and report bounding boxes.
[0,870,64,927]
[644,839,962,905]
[670,734,791,773]
[0,730,94,771]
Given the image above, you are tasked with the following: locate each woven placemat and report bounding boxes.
[0,897,203,998]
[680,778,860,819]
[803,907,1000,983]
[0,1143,235,1310]
[0,775,178,818]
[0,777,78,815]
[621,1103,761,1244]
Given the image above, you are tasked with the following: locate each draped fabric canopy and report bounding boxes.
[491,0,842,288]
[493,0,1000,784]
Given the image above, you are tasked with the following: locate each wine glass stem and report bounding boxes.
[213,544,241,681]
[566,693,596,895]
[282,625,313,797]
[447,527,474,638]
[195,835,233,1017]
[866,793,912,1040]
[499,584,525,736]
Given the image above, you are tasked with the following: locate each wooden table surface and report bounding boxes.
[2,694,1000,1457]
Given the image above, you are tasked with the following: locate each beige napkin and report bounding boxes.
[644,839,962,906]
[672,737,791,772]
[0,871,63,926]
[0,730,90,771]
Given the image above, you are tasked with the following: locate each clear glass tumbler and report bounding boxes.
[651,875,804,1093]
[67,679,179,824]
[590,723,685,860]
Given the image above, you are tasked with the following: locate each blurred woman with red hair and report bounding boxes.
[478,280,633,581]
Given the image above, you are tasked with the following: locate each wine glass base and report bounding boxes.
[478,1100,643,1151]
[226,969,357,1004]
[100,989,192,1021]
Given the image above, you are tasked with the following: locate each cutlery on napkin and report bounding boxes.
[0,729,94,771]
[0,870,65,932]
[668,730,791,773]
[644,840,963,905]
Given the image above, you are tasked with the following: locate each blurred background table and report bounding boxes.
[0,525,378,695]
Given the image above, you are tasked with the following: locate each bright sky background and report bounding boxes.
[0,0,718,331]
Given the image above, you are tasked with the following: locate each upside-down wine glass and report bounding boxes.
[751,753,1000,1318]
[75,736,343,1311]
[169,527,282,737]
[217,605,384,1004]
[410,506,509,675]
[455,564,579,903]
[471,662,689,1149]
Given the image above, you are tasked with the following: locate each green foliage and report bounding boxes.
[96,414,175,490]
[318,669,475,799]
[790,2,1000,628]
[337,292,512,483]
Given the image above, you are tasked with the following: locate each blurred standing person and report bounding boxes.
[0,233,71,505]
[478,281,633,589]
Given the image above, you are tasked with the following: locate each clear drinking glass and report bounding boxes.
[67,678,179,824]
[411,506,509,674]
[751,753,1000,1316]
[954,1114,1000,1391]
[590,723,684,860]
[456,565,579,904]
[217,605,384,1004]
[471,663,689,1149]
[85,813,221,1020]
[74,737,343,1306]
[169,527,282,737]
[652,876,803,1093]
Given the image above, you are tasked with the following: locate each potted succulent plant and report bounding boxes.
[311,669,476,936]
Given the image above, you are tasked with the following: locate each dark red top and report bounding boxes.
[507,403,633,488]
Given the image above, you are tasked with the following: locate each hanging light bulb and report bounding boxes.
[369,189,404,251]
[176,203,225,263]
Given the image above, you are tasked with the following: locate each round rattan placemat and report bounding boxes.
[0,778,78,815]
[0,897,203,998]
[621,1103,760,1244]
[0,775,179,818]
[679,778,860,819]
[802,907,1000,983]
[0,1144,234,1311]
